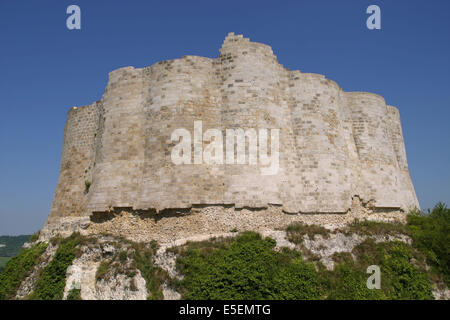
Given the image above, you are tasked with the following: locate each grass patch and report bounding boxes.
[286,222,330,244]
[0,242,48,299]
[95,260,111,281]
[286,219,409,245]
[342,219,408,236]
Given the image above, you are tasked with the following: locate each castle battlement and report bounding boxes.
[43,33,419,240]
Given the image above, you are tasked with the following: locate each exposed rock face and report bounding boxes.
[43,33,419,239]
[62,237,148,300]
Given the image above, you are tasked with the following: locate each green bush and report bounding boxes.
[326,262,385,300]
[381,242,432,299]
[176,232,325,299]
[407,202,449,286]
[0,242,47,299]
[174,230,437,300]
[29,233,82,300]
[328,239,433,300]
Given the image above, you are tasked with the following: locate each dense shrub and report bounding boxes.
[326,262,385,300]
[29,233,82,300]
[380,241,433,299]
[175,230,436,300]
[176,232,326,299]
[0,242,47,299]
[329,239,433,300]
[286,223,330,244]
[407,202,449,286]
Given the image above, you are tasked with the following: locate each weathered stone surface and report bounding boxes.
[43,33,419,238]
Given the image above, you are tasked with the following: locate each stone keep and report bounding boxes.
[46,33,419,226]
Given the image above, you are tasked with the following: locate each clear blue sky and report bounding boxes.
[0,0,449,235]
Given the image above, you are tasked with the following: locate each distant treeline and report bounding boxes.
[0,235,31,257]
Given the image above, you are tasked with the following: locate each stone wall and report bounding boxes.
[44,32,419,234]
[48,101,101,220]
